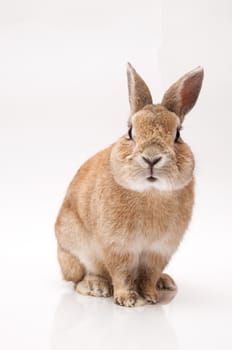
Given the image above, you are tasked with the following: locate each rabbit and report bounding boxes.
[55,63,204,307]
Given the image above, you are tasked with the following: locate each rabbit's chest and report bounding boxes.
[127,232,176,259]
[122,200,185,258]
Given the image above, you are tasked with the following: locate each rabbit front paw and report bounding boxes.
[114,290,145,307]
[141,289,159,304]
[138,278,159,304]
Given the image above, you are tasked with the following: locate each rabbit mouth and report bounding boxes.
[146,176,157,182]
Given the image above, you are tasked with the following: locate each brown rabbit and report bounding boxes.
[55,63,204,307]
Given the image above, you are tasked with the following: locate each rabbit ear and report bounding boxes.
[162,67,204,122]
[127,63,153,116]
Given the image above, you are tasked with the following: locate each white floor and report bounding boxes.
[1,1,232,349]
[1,253,232,350]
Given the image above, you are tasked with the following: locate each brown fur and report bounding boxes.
[55,63,203,307]
[57,245,84,282]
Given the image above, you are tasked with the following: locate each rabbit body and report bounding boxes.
[55,64,203,306]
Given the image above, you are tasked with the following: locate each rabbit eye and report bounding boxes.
[175,129,180,143]
[128,127,133,140]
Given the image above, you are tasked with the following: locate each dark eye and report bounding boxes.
[175,129,180,143]
[128,127,133,140]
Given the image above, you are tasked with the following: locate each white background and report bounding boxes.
[0,0,232,349]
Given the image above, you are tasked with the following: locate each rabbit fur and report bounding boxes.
[55,63,204,307]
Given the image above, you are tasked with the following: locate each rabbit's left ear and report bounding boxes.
[162,67,204,122]
[127,63,153,116]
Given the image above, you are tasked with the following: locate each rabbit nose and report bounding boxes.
[142,156,162,167]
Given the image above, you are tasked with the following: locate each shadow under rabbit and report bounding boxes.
[51,290,178,350]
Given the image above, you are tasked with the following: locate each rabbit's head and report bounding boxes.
[111,63,204,192]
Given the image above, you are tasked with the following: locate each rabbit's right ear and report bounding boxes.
[127,63,153,117]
